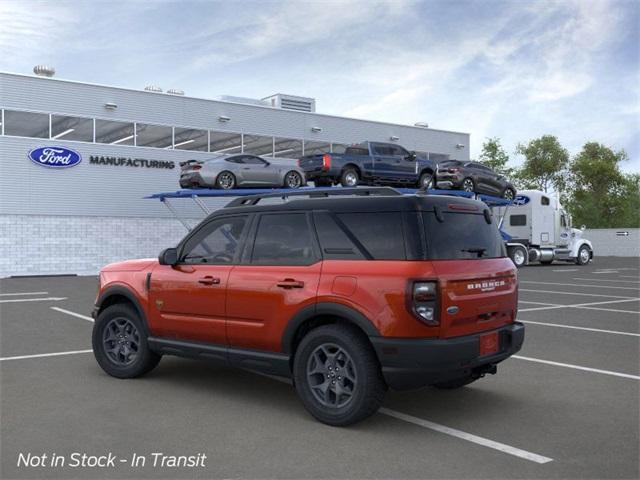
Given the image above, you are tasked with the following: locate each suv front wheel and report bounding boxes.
[92,304,161,379]
[293,324,386,426]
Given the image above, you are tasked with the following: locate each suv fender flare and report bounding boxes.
[95,285,150,334]
[282,302,380,354]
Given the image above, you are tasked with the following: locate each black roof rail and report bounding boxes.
[225,187,402,208]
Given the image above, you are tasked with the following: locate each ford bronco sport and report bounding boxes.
[92,187,524,426]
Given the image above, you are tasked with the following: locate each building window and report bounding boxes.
[243,134,274,156]
[51,114,93,142]
[3,110,49,138]
[135,123,173,148]
[95,119,135,145]
[210,131,243,154]
[173,127,208,151]
[303,141,331,156]
[273,137,303,159]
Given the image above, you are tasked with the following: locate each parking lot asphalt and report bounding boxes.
[1,256,638,479]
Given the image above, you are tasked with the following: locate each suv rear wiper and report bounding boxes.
[461,247,487,257]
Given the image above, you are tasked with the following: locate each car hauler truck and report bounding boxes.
[493,190,594,267]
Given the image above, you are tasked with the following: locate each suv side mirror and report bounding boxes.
[159,247,178,266]
[407,151,417,161]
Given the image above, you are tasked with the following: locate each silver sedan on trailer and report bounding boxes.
[179,154,307,189]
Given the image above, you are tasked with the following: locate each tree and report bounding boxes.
[515,135,569,193]
[479,137,511,175]
[565,142,638,228]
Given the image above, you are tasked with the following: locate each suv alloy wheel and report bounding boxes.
[92,304,161,378]
[293,324,386,426]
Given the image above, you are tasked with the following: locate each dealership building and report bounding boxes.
[0,69,470,277]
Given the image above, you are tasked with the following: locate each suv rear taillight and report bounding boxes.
[448,167,460,173]
[192,165,202,170]
[411,281,439,326]
[322,154,332,171]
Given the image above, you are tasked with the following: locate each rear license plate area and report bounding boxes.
[479,331,499,356]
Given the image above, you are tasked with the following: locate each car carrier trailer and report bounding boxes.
[146,186,533,264]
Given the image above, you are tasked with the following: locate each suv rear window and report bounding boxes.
[423,212,505,260]
[344,147,369,156]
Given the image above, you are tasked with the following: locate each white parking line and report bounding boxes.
[51,307,94,322]
[520,320,640,337]
[621,275,640,279]
[519,300,561,306]
[518,297,640,313]
[250,370,553,464]
[577,306,639,315]
[521,281,639,291]
[573,278,640,284]
[513,356,640,380]
[0,291,49,296]
[0,349,93,362]
[593,271,620,274]
[0,297,68,304]
[379,408,553,464]
[519,289,636,299]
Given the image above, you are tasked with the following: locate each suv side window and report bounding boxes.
[181,216,248,264]
[313,212,366,260]
[251,213,317,265]
[336,212,406,260]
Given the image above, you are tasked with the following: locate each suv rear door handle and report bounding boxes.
[276,278,305,289]
[198,276,221,285]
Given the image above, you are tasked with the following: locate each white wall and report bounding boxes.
[0,215,188,277]
[584,228,640,257]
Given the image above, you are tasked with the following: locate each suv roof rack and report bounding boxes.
[225,187,402,208]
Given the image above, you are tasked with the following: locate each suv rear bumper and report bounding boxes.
[370,323,525,390]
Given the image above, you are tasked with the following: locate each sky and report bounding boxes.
[1,0,638,172]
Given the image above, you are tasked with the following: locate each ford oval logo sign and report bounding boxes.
[28,146,82,168]
[513,195,530,206]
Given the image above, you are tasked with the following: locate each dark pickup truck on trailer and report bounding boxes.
[298,142,437,188]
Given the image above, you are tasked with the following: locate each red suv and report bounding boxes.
[92,188,524,426]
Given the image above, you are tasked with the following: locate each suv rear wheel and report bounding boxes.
[293,324,386,426]
[92,304,161,379]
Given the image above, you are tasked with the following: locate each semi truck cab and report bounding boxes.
[493,190,594,267]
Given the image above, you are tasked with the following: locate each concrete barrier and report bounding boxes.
[584,228,640,257]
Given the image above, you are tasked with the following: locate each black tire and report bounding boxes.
[540,260,554,265]
[340,168,359,187]
[576,245,591,265]
[418,171,434,189]
[216,171,236,190]
[284,170,303,189]
[461,177,475,192]
[432,376,478,389]
[314,178,333,187]
[293,324,386,426]
[92,304,161,379]
[503,188,516,201]
[508,245,528,268]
